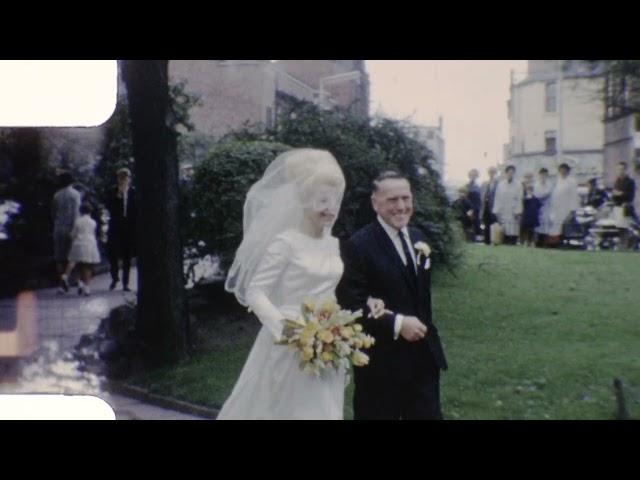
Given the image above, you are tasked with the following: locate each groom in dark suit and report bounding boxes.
[336,171,448,420]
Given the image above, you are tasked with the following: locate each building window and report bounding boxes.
[545,81,557,113]
[545,130,557,154]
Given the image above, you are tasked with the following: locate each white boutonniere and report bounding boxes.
[414,241,431,270]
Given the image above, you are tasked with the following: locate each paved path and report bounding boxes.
[104,392,205,420]
[0,269,206,420]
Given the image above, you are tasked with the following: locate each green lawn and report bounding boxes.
[129,245,640,419]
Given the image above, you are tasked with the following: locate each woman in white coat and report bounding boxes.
[548,163,580,240]
[492,165,523,245]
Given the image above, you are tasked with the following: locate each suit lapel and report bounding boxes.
[373,221,418,295]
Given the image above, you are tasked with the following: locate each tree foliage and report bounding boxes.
[190,99,460,274]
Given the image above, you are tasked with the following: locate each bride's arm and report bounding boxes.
[245,236,290,340]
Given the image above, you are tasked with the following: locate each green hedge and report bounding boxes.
[187,141,292,272]
[188,100,461,274]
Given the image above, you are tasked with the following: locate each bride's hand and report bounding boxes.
[367,297,389,319]
[281,320,299,339]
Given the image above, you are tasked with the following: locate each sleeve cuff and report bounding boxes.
[394,314,404,340]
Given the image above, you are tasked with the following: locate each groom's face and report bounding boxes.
[372,178,413,230]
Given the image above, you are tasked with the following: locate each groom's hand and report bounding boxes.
[400,316,427,342]
[366,297,386,319]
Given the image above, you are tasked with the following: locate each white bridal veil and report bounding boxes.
[224,148,345,306]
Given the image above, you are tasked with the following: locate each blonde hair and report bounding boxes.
[284,149,345,200]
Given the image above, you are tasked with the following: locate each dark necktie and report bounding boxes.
[398,229,417,278]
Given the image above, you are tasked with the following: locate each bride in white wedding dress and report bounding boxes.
[218,149,379,420]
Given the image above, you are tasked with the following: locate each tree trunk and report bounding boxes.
[121,60,188,366]
[10,129,43,181]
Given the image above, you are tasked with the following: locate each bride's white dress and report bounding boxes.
[217,228,346,420]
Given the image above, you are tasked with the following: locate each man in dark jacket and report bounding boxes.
[480,166,499,244]
[612,162,637,249]
[105,168,137,291]
[452,186,476,242]
[612,162,636,218]
[336,171,447,420]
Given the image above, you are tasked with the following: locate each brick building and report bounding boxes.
[169,60,370,138]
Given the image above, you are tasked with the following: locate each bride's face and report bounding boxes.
[303,184,343,228]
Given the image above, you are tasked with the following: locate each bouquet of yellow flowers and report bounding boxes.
[275,298,375,379]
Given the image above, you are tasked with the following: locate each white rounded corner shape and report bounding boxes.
[0,394,116,420]
[0,60,119,128]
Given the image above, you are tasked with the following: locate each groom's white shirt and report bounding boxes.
[377,215,418,341]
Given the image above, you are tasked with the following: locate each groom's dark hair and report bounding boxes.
[372,171,409,192]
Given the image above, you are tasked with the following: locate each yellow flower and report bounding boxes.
[317,298,340,317]
[319,330,334,344]
[340,326,355,339]
[300,323,318,343]
[321,351,333,362]
[351,351,369,367]
[363,337,373,349]
[298,335,313,348]
[302,347,314,361]
[302,299,316,315]
[353,324,363,333]
[352,338,364,349]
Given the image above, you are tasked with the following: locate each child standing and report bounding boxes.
[62,202,101,296]
[521,184,541,247]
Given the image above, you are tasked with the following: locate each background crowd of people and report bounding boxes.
[453,161,638,249]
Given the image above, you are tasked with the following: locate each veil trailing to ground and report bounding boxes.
[224,148,345,306]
